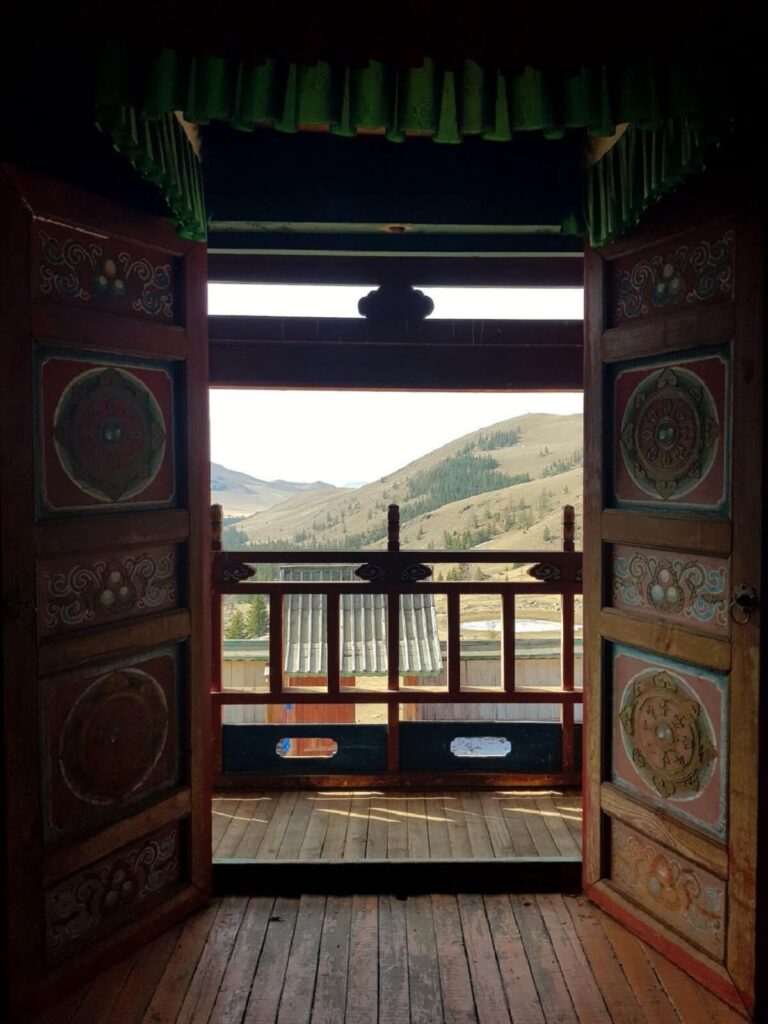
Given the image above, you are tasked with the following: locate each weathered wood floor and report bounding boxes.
[213,789,583,860]
[35,893,745,1023]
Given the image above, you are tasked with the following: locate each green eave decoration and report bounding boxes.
[586,118,721,248]
[96,105,207,242]
[95,39,731,247]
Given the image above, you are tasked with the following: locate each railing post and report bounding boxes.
[211,504,223,777]
[560,504,576,776]
[502,591,516,693]
[562,503,575,552]
[447,591,461,695]
[386,504,401,771]
[387,503,400,551]
[327,592,341,695]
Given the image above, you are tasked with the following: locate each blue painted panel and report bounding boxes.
[399,722,575,772]
[222,724,387,774]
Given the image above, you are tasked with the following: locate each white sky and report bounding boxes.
[208,283,584,319]
[210,390,584,485]
[209,284,584,485]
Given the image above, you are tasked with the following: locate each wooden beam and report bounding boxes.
[210,340,584,390]
[209,315,583,348]
[598,608,731,672]
[213,689,583,705]
[208,253,584,287]
[601,510,731,556]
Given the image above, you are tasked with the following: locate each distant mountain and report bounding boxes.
[210,463,336,517]
[230,413,583,557]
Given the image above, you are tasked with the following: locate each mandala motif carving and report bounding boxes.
[612,823,724,956]
[620,366,720,500]
[42,550,176,632]
[619,668,717,800]
[38,229,174,318]
[53,367,167,502]
[613,229,734,322]
[612,549,727,630]
[59,668,169,805]
[45,825,179,960]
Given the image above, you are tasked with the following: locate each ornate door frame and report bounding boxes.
[583,171,764,1017]
[0,166,211,1016]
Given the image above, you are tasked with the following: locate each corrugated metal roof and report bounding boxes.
[282,591,443,676]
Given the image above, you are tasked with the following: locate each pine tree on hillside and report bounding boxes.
[245,595,268,637]
[225,607,248,639]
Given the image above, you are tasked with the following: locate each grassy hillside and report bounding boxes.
[226,413,583,557]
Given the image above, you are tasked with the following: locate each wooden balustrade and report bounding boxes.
[211,504,582,788]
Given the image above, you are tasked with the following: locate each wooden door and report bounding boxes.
[583,173,764,1017]
[0,167,211,1015]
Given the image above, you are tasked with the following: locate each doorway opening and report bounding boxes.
[209,377,584,870]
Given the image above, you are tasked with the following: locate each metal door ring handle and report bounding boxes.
[730,585,758,625]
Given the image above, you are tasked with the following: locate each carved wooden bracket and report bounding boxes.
[358,283,434,321]
[528,562,562,582]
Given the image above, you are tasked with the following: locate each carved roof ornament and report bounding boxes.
[358,283,434,320]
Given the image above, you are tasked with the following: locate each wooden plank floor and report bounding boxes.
[213,790,583,860]
[34,893,746,1023]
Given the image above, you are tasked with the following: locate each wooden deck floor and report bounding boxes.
[35,893,746,1023]
[213,789,583,860]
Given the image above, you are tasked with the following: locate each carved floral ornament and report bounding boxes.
[612,823,724,956]
[42,550,176,631]
[613,230,734,321]
[619,365,720,501]
[612,549,728,629]
[38,229,174,318]
[45,826,179,959]
[619,668,717,800]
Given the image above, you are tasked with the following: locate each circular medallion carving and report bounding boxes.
[59,668,169,805]
[620,366,719,500]
[53,367,167,502]
[619,667,717,800]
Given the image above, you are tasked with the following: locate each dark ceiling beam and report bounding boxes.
[208,253,583,287]
[209,340,583,391]
[208,315,583,390]
[208,316,583,347]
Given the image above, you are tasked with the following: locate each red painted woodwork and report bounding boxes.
[0,166,211,1018]
[583,172,765,1017]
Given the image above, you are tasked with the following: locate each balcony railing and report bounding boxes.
[211,504,582,788]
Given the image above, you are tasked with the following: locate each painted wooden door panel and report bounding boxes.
[583,186,763,1017]
[0,166,211,1016]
